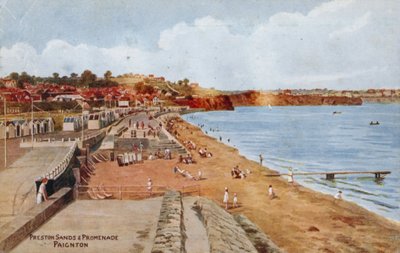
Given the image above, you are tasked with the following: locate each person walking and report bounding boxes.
[36,178,49,204]
[223,187,229,210]
[259,154,264,166]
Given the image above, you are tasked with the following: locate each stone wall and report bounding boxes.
[234,214,285,253]
[151,191,186,253]
[0,188,73,253]
[193,198,257,253]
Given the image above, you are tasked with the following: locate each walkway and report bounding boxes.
[0,146,71,228]
[183,197,210,253]
[12,198,163,253]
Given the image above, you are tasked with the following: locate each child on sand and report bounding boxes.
[233,193,238,208]
[268,185,276,199]
[223,187,229,210]
[147,178,153,196]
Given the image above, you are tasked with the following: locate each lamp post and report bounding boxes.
[1,96,7,169]
[31,96,34,149]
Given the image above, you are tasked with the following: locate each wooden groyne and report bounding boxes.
[266,170,391,180]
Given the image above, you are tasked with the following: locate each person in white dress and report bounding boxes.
[147,178,153,196]
[233,193,238,208]
[198,170,202,180]
[223,187,229,210]
[268,185,276,199]
[334,190,343,200]
[288,167,294,184]
[36,178,49,204]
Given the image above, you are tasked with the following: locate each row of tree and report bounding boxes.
[5,70,117,88]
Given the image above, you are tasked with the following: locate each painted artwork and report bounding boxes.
[0,1,399,252]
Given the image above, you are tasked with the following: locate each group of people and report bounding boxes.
[231,165,251,179]
[184,140,197,150]
[223,187,238,210]
[179,154,194,164]
[198,147,213,158]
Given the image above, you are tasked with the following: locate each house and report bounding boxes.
[53,94,84,102]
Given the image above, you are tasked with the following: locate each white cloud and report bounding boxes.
[1,0,399,90]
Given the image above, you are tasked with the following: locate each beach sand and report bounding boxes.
[89,116,400,253]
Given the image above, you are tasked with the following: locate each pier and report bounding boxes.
[266,170,391,180]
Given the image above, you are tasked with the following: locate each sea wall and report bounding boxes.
[193,198,257,253]
[174,95,234,111]
[234,214,285,253]
[229,91,363,106]
[151,191,186,253]
[0,188,73,253]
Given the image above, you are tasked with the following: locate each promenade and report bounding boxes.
[12,199,163,253]
[0,146,72,228]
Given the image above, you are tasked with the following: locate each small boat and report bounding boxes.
[333,111,342,115]
[370,121,380,125]
[268,104,272,110]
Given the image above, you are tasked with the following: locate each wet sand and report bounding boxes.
[90,116,400,253]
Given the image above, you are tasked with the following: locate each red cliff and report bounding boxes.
[174,95,234,111]
[229,91,362,106]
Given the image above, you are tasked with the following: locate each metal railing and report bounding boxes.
[43,141,77,180]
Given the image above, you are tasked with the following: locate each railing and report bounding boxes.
[77,184,200,200]
[43,141,77,180]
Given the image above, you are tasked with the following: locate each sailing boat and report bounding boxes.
[268,104,272,110]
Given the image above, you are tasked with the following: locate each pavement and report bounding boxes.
[183,197,210,253]
[12,198,163,253]
[0,146,71,228]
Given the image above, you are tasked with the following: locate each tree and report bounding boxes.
[183,78,190,86]
[52,72,60,79]
[104,70,112,80]
[70,73,78,79]
[80,70,97,87]
[9,72,19,81]
[18,72,33,88]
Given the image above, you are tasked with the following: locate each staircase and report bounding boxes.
[149,131,188,155]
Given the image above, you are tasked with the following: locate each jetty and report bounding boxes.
[266,170,391,180]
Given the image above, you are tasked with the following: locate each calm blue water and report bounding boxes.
[183,104,400,221]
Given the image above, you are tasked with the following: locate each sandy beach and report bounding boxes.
[89,116,400,253]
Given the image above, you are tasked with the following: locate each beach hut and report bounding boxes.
[7,122,16,138]
[47,118,55,133]
[0,122,6,139]
[22,121,30,136]
[63,116,81,131]
[13,120,24,137]
[88,113,101,130]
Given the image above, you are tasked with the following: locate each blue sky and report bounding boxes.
[0,0,399,90]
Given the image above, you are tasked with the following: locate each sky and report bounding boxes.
[0,0,399,90]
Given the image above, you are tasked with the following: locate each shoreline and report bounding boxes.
[171,115,399,252]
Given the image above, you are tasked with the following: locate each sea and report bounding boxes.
[182,104,400,221]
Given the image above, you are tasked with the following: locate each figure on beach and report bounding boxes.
[36,178,49,204]
[147,178,153,196]
[288,167,294,184]
[223,187,229,210]
[259,154,263,166]
[233,193,238,208]
[268,185,276,199]
[334,190,343,200]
